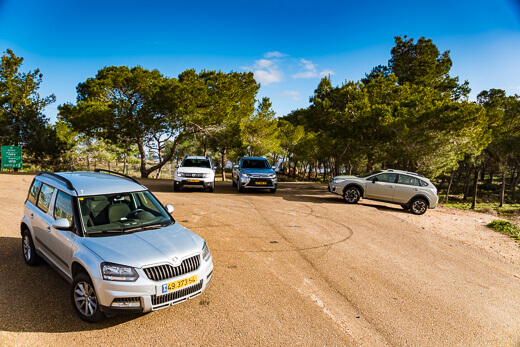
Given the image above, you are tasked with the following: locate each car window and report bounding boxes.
[27,179,42,205]
[242,159,270,169]
[37,184,55,213]
[375,173,397,183]
[358,170,383,178]
[182,158,211,168]
[54,191,74,223]
[419,180,429,187]
[398,175,419,186]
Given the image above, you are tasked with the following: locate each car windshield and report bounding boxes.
[182,158,211,168]
[79,190,173,235]
[242,159,271,169]
[356,170,383,178]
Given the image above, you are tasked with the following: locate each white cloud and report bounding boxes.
[300,58,316,71]
[264,51,288,58]
[254,59,274,69]
[319,69,335,77]
[280,91,303,100]
[254,68,284,85]
[292,71,318,79]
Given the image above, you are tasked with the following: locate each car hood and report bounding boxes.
[82,223,203,268]
[241,168,275,175]
[177,167,213,173]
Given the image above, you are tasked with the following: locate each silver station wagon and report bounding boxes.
[328,169,438,215]
[21,170,213,322]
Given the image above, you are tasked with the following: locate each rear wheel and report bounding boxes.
[22,229,41,266]
[410,198,428,215]
[71,272,105,323]
[343,187,360,204]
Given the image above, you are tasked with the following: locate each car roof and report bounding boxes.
[381,169,426,178]
[241,157,267,160]
[184,156,210,160]
[36,171,147,196]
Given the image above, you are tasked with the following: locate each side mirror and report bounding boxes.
[233,164,239,169]
[372,177,378,183]
[174,165,179,169]
[165,204,174,214]
[53,218,72,230]
[212,166,216,171]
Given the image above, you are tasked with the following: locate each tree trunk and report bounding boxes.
[292,161,298,179]
[221,148,227,181]
[512,165,520,202]
[123,153,127,175]
[444,170,455,203]
[499,171,506,207]
[470,166,481,210]
[323,161,327,181]
[86,154,90,171]
[463,165,472,201]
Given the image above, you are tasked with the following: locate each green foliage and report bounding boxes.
[0,49,65,167]
[487,220,520,240]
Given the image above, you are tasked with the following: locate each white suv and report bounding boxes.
[21,169,213,322]
[328,169,438,215]
[174,156,215,192]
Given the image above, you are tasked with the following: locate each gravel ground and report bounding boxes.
[1,173,519,346]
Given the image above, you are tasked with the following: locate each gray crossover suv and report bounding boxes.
[21,169,213,322]
[328,169,438,215]
[232,157,277,193]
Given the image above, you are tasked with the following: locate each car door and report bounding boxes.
[31,183,56,257]
[393,174,421,204]
[364,173,397,201]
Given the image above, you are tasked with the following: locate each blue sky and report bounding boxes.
[1,0,519,122]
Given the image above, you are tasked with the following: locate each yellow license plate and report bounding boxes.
[188,179,200,183]
[255,181,267,185]
[162,275,197,294]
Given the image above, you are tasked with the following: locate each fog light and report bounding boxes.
[111,298,141,308]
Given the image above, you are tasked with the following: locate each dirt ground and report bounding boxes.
[1,173,519,346]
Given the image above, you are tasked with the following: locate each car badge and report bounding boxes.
[172,256,179,263]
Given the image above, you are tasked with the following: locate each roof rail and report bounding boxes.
[37,171,75,190]
[93,169,143,186]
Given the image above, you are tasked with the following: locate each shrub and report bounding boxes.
[487,220,520,240]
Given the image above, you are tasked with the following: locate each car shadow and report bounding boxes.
[0,236,140,332]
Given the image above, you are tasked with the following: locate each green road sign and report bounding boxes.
[1,146,23,171]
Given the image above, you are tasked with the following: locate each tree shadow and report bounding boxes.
[0,237,140,332]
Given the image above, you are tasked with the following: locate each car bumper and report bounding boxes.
[174,178,213,188]
[94,256,214,314]
[328,183,342,195]
[239,178,277,189]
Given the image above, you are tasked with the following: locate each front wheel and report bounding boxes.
[208,182,215,193]
[410,198,428,215]
[22,229,41,266]
[270,188,277,193]
[343,187,360,204]
[71,272,105,323]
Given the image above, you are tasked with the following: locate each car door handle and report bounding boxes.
[388,186,394,188]
[46,225,51,233]
[30,213,34,219]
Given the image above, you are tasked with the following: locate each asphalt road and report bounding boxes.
[1,174,519,346]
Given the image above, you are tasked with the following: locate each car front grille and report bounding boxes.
[151,280,203,306]
[143,255,201,281]
[183,173,205,178]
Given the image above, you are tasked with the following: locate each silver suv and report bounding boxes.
[174,156,215,192]
[328,169,438,215]
[21,169,213,322]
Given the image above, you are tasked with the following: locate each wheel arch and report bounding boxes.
[406,194,431,207]
[343,183,364,197]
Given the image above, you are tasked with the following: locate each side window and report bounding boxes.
[419,180,428,187]
[54,191,73,223]
[37,184,55,213]
[27,179,42,205]
[398,175,418,186]
[376,173,397,183]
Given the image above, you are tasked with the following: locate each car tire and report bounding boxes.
[343,187,360,204]
[232,177,237,188]
[410,198,428,215]
[71,272,105,323]
[208,182,215,193]
[174,184,180,192]
[270,188,277,193]
[237,184,243,193]
[22,229,41,266]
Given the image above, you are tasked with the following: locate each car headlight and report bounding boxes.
[202,173,211,178]
[202,241,211,261]
[268,174,277,179]
[176,171,184,177]
[101,262,139,281]
[240,173,251,178]
[332,178,346,184]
